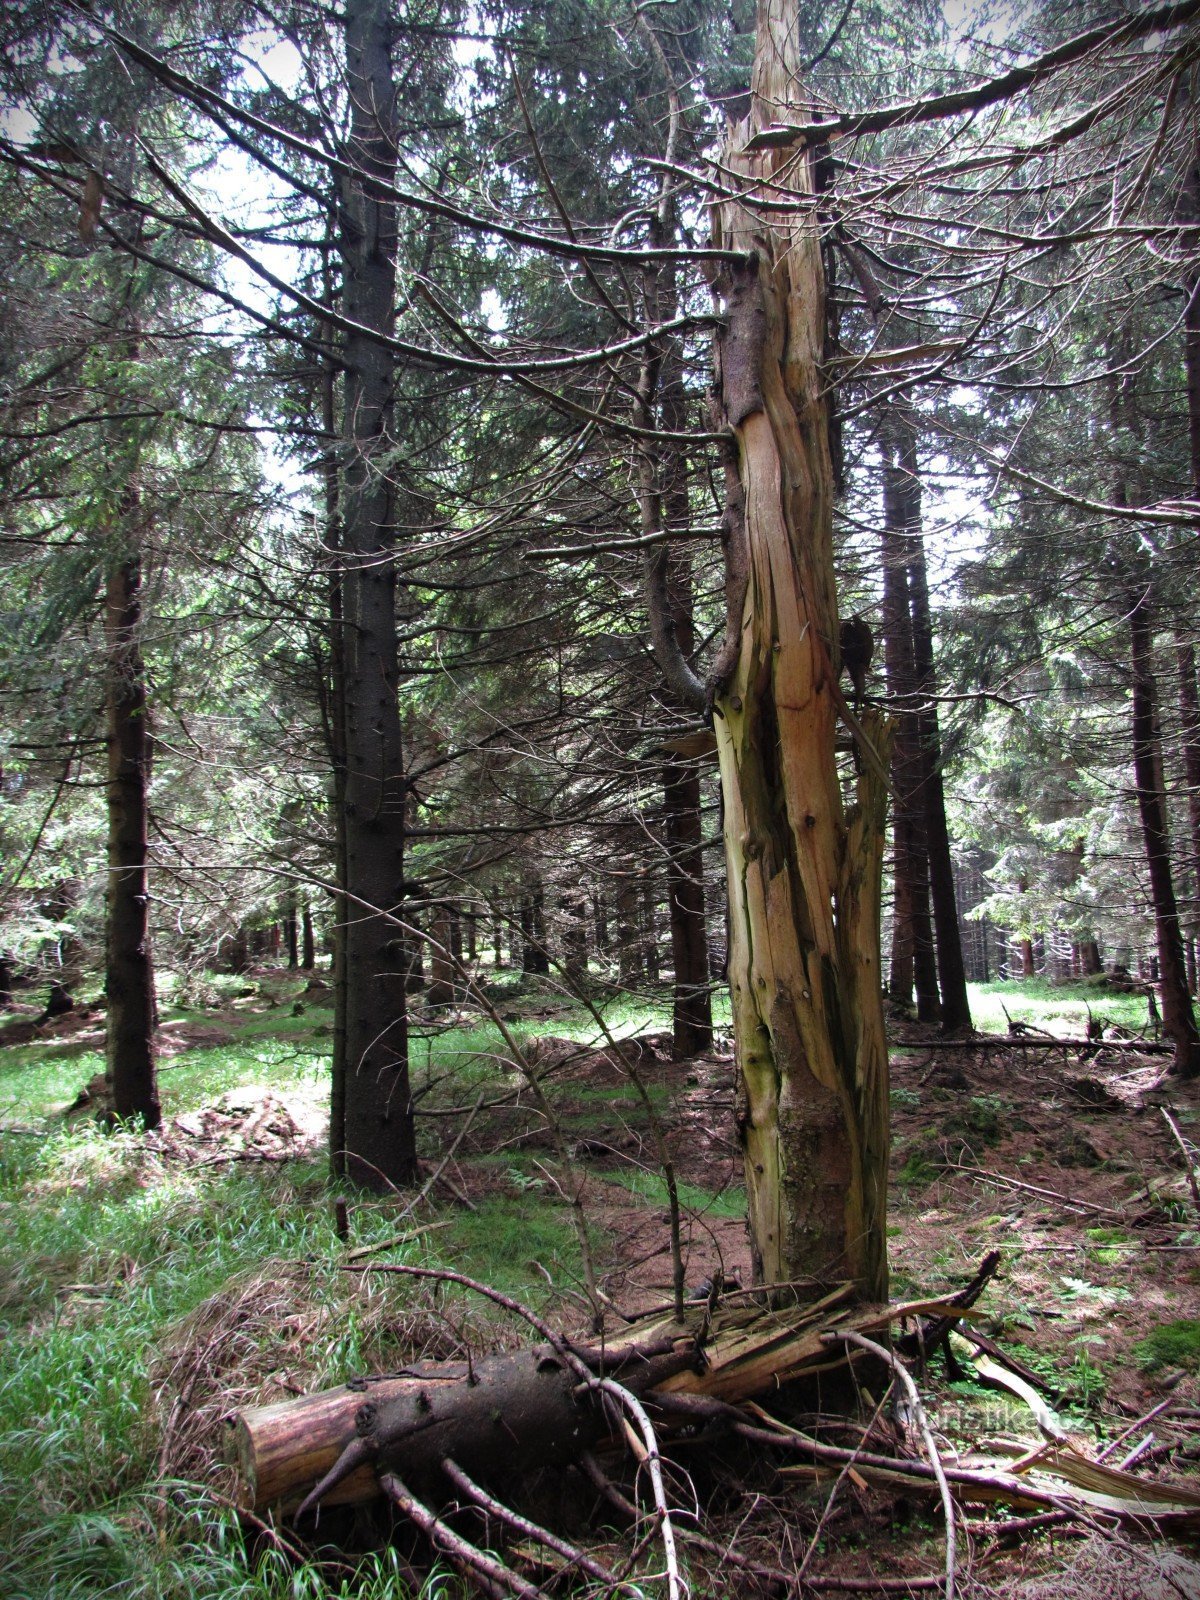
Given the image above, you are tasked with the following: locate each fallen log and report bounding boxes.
[233,1276,972,1515]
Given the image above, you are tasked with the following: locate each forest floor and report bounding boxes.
[2,969,1200,1599]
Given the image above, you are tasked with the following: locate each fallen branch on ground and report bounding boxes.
[224,1260,1200,1600]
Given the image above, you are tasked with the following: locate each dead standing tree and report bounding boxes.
[707,0,892,1298]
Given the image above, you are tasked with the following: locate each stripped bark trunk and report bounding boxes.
[335,0,416,1185]
[709,0,891,1298]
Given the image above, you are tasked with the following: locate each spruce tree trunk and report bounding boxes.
[592,891,610,954]
[641,879,660,983]
[1129,595,1200,1077]
[664,758,714,1057]
[520,886,549,975]
[710,0,891,1298]
[283,893,299,970]
[427,906,455,1007]
[615,868,642,986]
[881,425,938,1022]
[1178,641,1200,969]
[322,257,351,1171]
[300,902,316,971]
[104,533,160,1128]
[659,366,713,1058]
[335,0,416,1186]
[563,892,589,985]
[902,491,971,1031]
[886,408,970,1028]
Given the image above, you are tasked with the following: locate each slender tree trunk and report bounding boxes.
[899,442,971,1032]
[641,878,660,983]
[283,893,299,970]
[710,1,891,1298]
[322,249,351,1171]
[659,387,713,1055]
[104,530,160,1128]
[335,0,416,1185]
[403,914,425,993]
[663,758,714,1057]
[631,187,714,1051]
[301,901,316,971]
[592,891,610,954]
[1178,640,1200,968]
[880,425,939,1022]
[888,818,915,1005]
[521,883,549,975]
[615,868,642,986]
[1129,594,1200,1077]
[563,892,589,986]
[427,905,454,1007]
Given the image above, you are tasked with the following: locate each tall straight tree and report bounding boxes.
[104,456,160,1128]
[331,0,417,1186]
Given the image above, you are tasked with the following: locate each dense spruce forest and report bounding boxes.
[3,1,1200,1596]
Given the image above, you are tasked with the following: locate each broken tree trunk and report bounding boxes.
[710,0,892,1297]
[234,1284,962,1516]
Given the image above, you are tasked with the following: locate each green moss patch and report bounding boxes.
[1133,1318,1200,1373]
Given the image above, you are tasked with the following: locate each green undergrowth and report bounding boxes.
[967,978,1153,1037]
[0,981,627,1600]
[600,1166,747,1220]
[0,1128,399,1596]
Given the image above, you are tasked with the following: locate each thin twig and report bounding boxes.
[796,1386,893,1581]
[593,1376,684,1600]
[1096,1397,1175,1462]
[821,1332,956,1600]
[1161,1109,1200,1219]
[943,1161,1128,1218]
[442,1456,642,1595]
[380,1471,542,1600]
[345,1218,454,1261]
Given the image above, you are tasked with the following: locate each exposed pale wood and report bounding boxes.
[710,0,893,1297]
